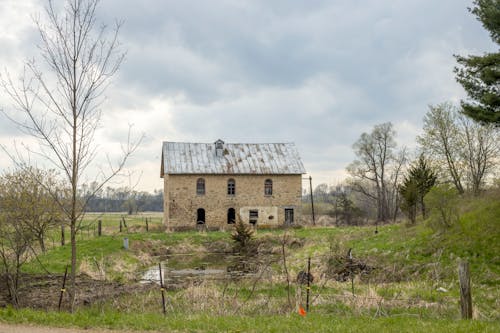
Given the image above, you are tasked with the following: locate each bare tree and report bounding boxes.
[1,0,141,310]
[387,148,408,221]
[418,103,499,195]
[347,122,406,222]
[458,116,499,195]
[417,103,465,194]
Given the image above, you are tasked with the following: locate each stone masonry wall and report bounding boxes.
[162,174,302,229]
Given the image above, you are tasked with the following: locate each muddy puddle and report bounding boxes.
[141,266,226,284]
[140,252,270,285]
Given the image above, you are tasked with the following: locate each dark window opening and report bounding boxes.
[197,208,206,224]
[285,208,294,225]
[227,208,236,224]
[264,179,273,196]
[196,178,205,195]
[249,209,258,225]
[227,179,235,195]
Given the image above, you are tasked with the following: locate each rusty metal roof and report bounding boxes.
[161,140,306,175]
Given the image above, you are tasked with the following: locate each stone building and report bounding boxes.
[160,139,306,230]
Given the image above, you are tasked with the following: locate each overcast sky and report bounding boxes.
[0,0,497,192]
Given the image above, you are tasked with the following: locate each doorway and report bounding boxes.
[197,208,206,224]
[227,208,236,224]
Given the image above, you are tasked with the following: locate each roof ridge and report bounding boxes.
[163,141,296,145]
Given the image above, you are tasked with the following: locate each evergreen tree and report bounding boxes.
[454,0,500,124]
[336,192,362,225]
[231,220,254,250]
[411,155,437,219]
[399,177,419,224]
[399,155,437,223]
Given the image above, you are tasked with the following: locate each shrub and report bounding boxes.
[424,184,460,231]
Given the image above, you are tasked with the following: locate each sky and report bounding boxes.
[0,0,497,192]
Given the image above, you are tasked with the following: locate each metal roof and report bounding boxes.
[161,140,306,175]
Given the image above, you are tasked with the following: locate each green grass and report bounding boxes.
[4,192,499,331]
[1,307,499,332]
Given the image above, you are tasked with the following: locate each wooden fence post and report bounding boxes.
[58,265,68,311]
[98,219,102,237]
[159,262,167,315]
[459,260,473,319]
[146,217,149,232]
[119,219,122,233]
[306,257,311,311]
[309,176,316,226]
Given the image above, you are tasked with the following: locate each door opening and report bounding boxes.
[197,208,206,224]
[227,208,236,224]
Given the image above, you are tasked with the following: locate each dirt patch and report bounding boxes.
[0,274,156,310]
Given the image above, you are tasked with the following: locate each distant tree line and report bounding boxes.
[302,184,366,226]
[80,183,163,213]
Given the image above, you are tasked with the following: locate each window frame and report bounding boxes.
[227,178,236,196]
[249,209,258,225]
[264,179,273,196]
[196,178,206,195]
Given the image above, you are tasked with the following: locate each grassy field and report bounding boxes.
[1,307,499,333]
[1,192,499,332]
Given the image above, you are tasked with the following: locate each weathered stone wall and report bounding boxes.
[162,174,302,229]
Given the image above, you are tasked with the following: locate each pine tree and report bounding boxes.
[399,155,437,223]
[231,220,254,249]
[454,0,500,124]
[399,177,419,224]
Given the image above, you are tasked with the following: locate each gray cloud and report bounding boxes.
[1,0,497,190]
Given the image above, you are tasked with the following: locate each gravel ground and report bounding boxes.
[0,323,153,333]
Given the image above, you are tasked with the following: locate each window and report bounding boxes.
[249,209,258,225]
[264,179,273,195]
[196,178,205,195]
[285,208,294,225]
[227,178,235,195]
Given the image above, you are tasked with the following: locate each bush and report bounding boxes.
[424,185,460,231]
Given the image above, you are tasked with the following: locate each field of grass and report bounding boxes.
[2,192,499,331]
[1,306,499,333]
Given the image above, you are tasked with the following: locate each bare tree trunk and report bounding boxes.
[420,196,427,219]
[70,222,77,309]
[38,237,46,253]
